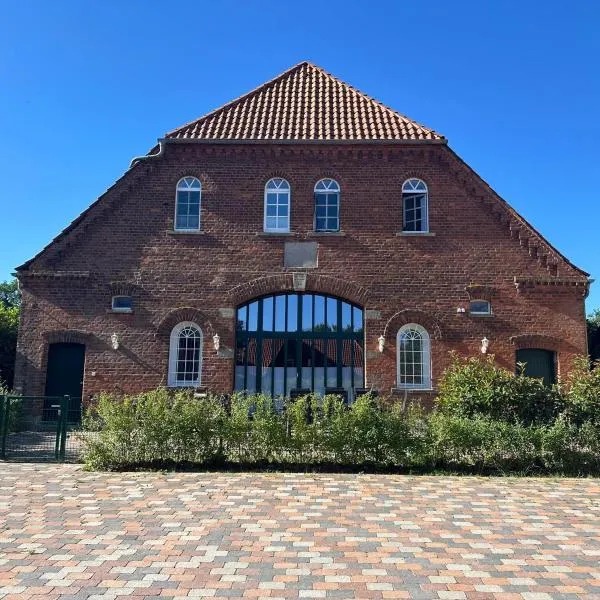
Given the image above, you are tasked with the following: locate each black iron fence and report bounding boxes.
[0,395,84,461]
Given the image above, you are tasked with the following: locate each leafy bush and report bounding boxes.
[80,353,600,475]
[428,413,544,473]
[83,389,226,469]
[563,356,600,426]
[436,354,564,425]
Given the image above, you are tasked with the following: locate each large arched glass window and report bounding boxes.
[402,178,428,232]
[168,322,203,387]
[397,324,431,389]
[175,177,201,231]
[264,178,290,232]
[314,179,340,232]
[235,293,364,399]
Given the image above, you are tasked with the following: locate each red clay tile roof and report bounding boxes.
[166,62,444,142]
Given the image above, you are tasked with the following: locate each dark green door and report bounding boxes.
[516,348,556,386]
[44,343,85,421]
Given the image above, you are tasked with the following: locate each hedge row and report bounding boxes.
[81,355,600,474]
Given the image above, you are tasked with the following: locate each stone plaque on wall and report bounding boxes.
[284,242,318,269]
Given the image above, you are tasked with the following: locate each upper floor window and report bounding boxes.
[470,299,492,315]
[264,178,290,232]
[314,179,340,232]
[168,322,203,387]
[397,324,431,390]
[402,178,428,232]
[175,177,201,231]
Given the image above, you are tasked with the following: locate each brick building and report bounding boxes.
[13,62,590,413]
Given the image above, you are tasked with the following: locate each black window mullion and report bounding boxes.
[311,295,315,392]
[336,300,343,388]
[350,306,355,394]
[296,295,302,391]
[256,299,263,394]
[243,336,248,392]
[271,298,276,397]
[283,336,288,398]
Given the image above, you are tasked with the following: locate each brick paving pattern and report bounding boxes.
[1,465,600,599]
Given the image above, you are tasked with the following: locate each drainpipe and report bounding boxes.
[129,139,166,169]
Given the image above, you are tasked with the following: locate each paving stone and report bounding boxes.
[1,464,600,599]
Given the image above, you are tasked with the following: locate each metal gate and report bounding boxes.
[0,395,82,461]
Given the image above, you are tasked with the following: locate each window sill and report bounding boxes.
[107,309,133,314]
[166,230,205,236]
[308,231,346,237]
[391,387,434,393]
[256,231,296,238]
[395,231,436,237]
[469,313,494,318]
[167,384,205,390]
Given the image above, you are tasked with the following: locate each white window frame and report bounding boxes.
[396,323,432,390]
[264,178,291,233]
[168,322,203,387]
[314,178,340,232]
[402,178,429,233]
[174,176,202,232]
[469,299,492,315]
[111,295,133,313]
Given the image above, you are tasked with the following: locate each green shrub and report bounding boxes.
[345,394,388,464]
[320,394,352,463]
[541,417,600,474]
[82,389,226,469]
[428,413,544,473]
[285,394,321,463]
[79,375,600,475]
[437,354,563,425]
[563,356,600,426]
[385,403,432,468]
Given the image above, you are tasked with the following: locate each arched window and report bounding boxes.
[235,293,364,399]
[175,177,201,231]
[396,324,431,389]
[402,178,428,232]
[469,299,492,315]
[314,179,340,232]
[168,322,203,387]
[264,178,290,232]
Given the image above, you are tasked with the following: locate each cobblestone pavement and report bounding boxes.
[1,465,600,599]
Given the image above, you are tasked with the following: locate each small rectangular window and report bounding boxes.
[112,296,133,313]
[470,300,491,315]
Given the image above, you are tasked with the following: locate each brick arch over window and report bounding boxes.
[156,307,215,339]
[43,330,91,345]
[226,274,370,307]
[383,309,443,340]
[109,280,137,296]
[509,333,578,354]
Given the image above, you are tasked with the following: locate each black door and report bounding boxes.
[44,343,85,421]
[516,348,556,386]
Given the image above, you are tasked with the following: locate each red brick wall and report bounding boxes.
[14,143,589,402]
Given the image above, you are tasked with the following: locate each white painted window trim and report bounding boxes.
[264,178,291,233]
[402,178,429,233]
[396,323,432,390]
[469,299,492,315]
[174,176,202,232]
[168,321,203,387]
[314,178,341,232]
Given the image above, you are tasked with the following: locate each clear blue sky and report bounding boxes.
[1,1,599,311]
